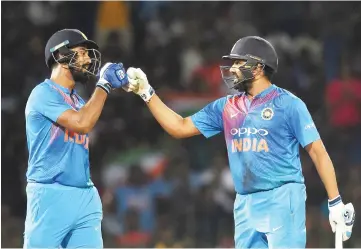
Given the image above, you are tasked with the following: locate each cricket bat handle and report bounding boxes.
[335,225,343,249]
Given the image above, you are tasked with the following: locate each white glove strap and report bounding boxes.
[139,86,155,103]
[329,195,342,208]
[96,79,111,94]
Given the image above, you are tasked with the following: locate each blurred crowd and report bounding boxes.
[2,1,361,248]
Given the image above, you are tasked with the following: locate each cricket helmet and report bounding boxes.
[220,36,278,89]
[45,29,101,83]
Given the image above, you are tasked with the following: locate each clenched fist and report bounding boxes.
[123,67,155,102]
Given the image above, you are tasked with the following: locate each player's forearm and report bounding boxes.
[77,87,107,133]
[146,94,186,138]
[313,152,340,199]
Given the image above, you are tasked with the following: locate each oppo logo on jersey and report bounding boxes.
[230,127,269,137]
[64,129,89,150]
[230,127,269,153]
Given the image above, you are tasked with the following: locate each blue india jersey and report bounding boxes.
[25,79,93,188]
[191,84,320,194]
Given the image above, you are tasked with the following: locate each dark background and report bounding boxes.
[2,1,361,247]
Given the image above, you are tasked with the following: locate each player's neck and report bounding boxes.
[246,78,272,99]
[50,68,75,92]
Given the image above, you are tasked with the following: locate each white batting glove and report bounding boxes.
[328,196,355,241]
[124,67,155,102]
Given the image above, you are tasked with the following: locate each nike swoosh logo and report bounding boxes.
[231,113,239,118]
[272,225,283,232]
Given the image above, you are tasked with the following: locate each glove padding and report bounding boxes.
[328,196,355,241]
[96,62,129,94]
[124,67,154,102]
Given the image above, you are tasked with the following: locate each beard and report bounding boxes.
[234,78,254,93]
[69,65,97,85]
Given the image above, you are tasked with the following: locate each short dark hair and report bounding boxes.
[263,65,275,81]
[51,61,58,71]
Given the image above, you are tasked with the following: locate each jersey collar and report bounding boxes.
[46,79,77,95]
[246,84,276,99]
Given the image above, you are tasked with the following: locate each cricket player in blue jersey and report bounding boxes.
[124,36,355,248]
[24,29,129,248]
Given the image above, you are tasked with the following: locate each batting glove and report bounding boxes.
[96,62,129,94]
[328,196,355,241]
[124,67,155,102]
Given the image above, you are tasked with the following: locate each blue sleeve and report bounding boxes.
[29,85,73,122]
[286,98,320,148]
[190,96,228,138]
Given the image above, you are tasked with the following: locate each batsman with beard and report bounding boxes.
[24,29,129,248]
[125,36,355,248]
